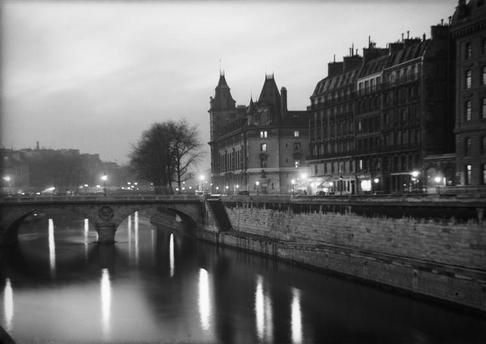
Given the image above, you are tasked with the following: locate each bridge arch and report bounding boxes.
[1,198,205,246]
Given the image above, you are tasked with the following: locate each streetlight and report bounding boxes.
[199,175,205,191]
[2,175,12,194]
[411,170,420,192]
[256,180,260,196]
[291,178,296,195]
[101,174,108,196]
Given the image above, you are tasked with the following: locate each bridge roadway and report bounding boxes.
[0,194,206,246]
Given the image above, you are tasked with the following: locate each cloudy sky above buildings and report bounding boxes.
[2,0,456,167]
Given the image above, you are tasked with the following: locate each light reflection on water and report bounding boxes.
[100,268,111,339]
[291,288,302,344]
[169,233,175,277]
[3,279,13,332]
[0,215,485,343]
[48,218,56,278]
[198,268,211,331]
[255,275,273,342]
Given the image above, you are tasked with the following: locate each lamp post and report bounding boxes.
[256,180,260,196]
[199,175,205,192]
[411,170,420,193]
[101,174,108,196]
[291,178,296,196]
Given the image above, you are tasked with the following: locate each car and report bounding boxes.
[237,190,250,195]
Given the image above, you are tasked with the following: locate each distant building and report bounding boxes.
[209,73,309,194]
[451,0,486,189]
[307,24,455,194]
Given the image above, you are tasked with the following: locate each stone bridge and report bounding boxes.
[0,195,206,246]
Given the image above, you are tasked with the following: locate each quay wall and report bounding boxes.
[199,197,486,313]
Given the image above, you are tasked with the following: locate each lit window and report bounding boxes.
[465,70,472,89]
[465,100,472,121]
[260,143,267,152]
[465,164,472,185]
[260,130,268,138]
[483,66,486,85]
[359,159,363,171]
[483,164,486,185]
[294,130,300,138]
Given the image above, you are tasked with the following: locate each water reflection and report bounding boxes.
[48,218,56,278]
[255,275,273,342]
[100,268,111,339]
[291,288,303,344]
[84,218,89,260]
[169,233,175,277]
[3,279,13,331]
[134,212,139,265]
[198,268,211,331]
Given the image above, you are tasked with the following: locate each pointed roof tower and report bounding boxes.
[210,72,236,112]
[258,74,281,108]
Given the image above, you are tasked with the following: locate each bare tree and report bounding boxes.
[129,120,202,193]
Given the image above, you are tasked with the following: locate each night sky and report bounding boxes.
[2,0,456,167]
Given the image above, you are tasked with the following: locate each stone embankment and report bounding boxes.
[200,195,486,313]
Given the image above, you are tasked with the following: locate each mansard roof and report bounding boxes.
[312,69,359,96]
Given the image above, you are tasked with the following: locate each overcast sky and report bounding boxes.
[2,0,456,168]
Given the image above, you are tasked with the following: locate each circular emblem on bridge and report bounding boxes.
[98,206,114,221]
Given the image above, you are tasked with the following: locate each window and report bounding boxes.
[260,143,267,152]
[465,42,472,59]
[482,38,486,54]
[482,98,486,119]
[483,66,486,85]
[465,70,472,89]
[359,159,363,171]
[482,136,486,155]
[294,130,300,138]
[465,164,472,185]
[465,100,472,121]
[294,142,301,151]
[260,158,267,168]
[465,137,472,156]
[260,130,268,138]
[483,164,486,185]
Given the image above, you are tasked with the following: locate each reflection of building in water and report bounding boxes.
[4,278,13,332]
[169,233,175,277]
[198,268,211,331]
[48,218,56,278]
[101,268,111,339]
[255,275,273,342]
[291,288,303,344]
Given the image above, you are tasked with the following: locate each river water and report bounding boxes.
[1,213,485,343]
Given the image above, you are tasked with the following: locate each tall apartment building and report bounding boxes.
[307,24,455,194]
[209,74,309,194]
[451,0,486,188]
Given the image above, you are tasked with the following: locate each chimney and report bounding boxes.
[343,54,363,72]
[431,24,450,40]
[280,87,288,119]
[328,61,344,77]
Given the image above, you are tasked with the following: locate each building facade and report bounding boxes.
[307,24,455,194]
[451,0,486,188]
[209,74,309,194]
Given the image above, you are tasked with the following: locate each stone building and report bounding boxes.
[451,0,486,189]
[307,24,455,194]
[209,73,309,194]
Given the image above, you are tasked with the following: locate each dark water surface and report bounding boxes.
[1,213,485,343]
